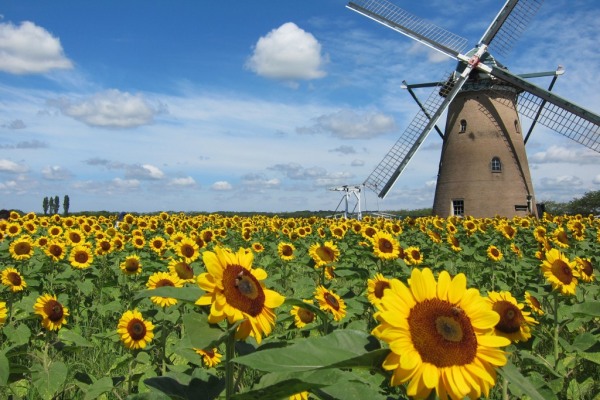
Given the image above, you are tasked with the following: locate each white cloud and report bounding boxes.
[246,22,326,81]
[0,21,73,74]
[241,173,280,190]
[112,177,140,189]
[41,165,72,180]
[211,181,233,191]
[594,175,600,184]
[123,164,164,180]
[0,159,28,173]
[529,145,600,164]
[298,109,396,139]
[170,176,196,186]
[51,89,160,128]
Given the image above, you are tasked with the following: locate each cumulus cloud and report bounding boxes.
[0,159,28,173]
[241,173,280,190]
[246,22,326,81]
[211,181,233,191]
[125,164,164,180]
[594,174,600,184]
[0,21,73,74]
[170,176,196,186]
[297,109,396,139]
[112,177,140,189]
[51,89,161,129]
[529,145,600,164]
[538,175,583,188]
[42,165,73,180]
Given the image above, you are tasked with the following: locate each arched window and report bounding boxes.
[491,157,502,172]
[459,119,467,133]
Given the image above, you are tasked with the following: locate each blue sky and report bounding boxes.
[1,0,599,213]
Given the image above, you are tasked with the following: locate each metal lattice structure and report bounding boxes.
[346,0,600,206]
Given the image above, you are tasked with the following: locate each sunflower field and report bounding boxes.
[0,211,598,400]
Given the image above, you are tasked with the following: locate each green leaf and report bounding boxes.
[2,323,31,347]
[83,377,114,400]
[0,351,9,386]
[58,328,94,348]
[31,361,68,400]
[572,332,597,352]
[144,375,225,400]
[315,377,387,400]
[570,301,600,317]
[134,286,204,303]
[579,352,600,365]
[499,360,547,400]
[233,330,384,373]
[182,312,243,351]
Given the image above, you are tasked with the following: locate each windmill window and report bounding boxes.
[459,119,467,133]
[514,120,520,133]
[452,200,464,217]
[491,157,502,172]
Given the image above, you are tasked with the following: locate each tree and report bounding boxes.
[568,190,600,216]
[63,195,70,216]
[43,197,49,215]
[48,197,55,214]
[54,196,60,214]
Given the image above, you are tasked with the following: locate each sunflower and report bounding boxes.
[44,239,66,262]
[33,294,69,331]
[447,234,462,252]
[0,301,7,326]
[66,228,86,245]
[146,272,184,307]
[574,257,595,282]
[168,258,196,282]
[251,242,265,253]
[370,231,400,260]
[372,268,510,399]
[308,241,340,267]
[366,273,392,307]
[541,248,579,296]
[487,291,538,343]
[291,300,316,328]
[314,285,346,322]
[9,236,35,260]
[117,309,155,349]
[95,238,113,255]
[524,291,544,315]
[5,222,22,237]
[551,228,569,248]
[289,392,309,400]
[149,236,167,255]
[173,237,200,262]
[533,226,546,243]
[1,267,27,292]
[487,245,503,262]
[132,235,146,249]
[404,246,423,265]
[277,242,296,261]
[69,245,94,269]
[195,246,285,344]
[194,348,223,368]
[120,255,143,276]
[426,230,442,244]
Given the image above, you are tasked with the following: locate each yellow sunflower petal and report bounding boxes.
[448,273,467,305]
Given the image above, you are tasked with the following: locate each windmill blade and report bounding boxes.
[347,0,468,60]
[480,0,543,58]
[490,66,600,151]
[364,67,476,198]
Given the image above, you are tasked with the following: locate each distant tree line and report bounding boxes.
[541,190,600,216]
[43,195,70,216]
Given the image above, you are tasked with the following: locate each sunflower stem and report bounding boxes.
[553,291,560,365]
[502,373,509,400]
[225,327,236,400]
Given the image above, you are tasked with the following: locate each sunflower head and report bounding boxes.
[194,348,223,368]
[120,255,143,275]
[524,291,544,315]
[147,272,184,307]
[314,285,346,322]
[308,241,340,267]
[575,257,595,282]
[370,232,400,260]
[541,248,579,296]
[0,301,8,327]
[69,245,94,269]
[34,294,69,331]
[291,300,316,328]
[117,309,155,349]
[487,245,503,262]
[487,291,538,343]
[366,273,391,306]
[277,242,296,261]
[1,267,27,292]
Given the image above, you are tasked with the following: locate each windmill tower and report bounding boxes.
[346,0,600,218]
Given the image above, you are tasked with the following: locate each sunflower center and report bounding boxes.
[282,246,293,257]
[491,248,500,257]
[174,262,194,279]
[378,239,393,253]
[297,308,315,324]
[316,247,335,263]
[408,299,477,367]
[204,349,215,358]
[44,300,64,322]
[324,293,340,311]
[223,265,265,317]
[49,245,63,257]
[127,319,147,340]
[374,281,390,299]
[493,301,524,334]
[580,260,593,276]
[74,251,89,263]
[8,272,22,286]
[14,242,32,255]
[181,244,195,258]
[100,241,111,251]
[551,259,573,284]
[126,260,140,272]
[156,279,174,288]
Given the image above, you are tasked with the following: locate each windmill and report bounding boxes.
[346,0,600,218]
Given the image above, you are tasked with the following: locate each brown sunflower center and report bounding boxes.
[127,319,147,340]
[551,259,573,284]
[152,240,164,249]
[378,238,393,253]
[555,231,569,245]
[156,279,174,288]
[223,265,265,317]
[297,308,315,324]
[174,262,194,279]
[204,349,215,358]
[528,295,541,309]
[125,259,140,272]
[49,245,63,257]
[492,301,524,334]
[324,292,340,311]
[316,246,335,263]
[490,248,500,257]
[180,244,195,258]
[408,299,477,367]
[74,251,89,263]
[7,271,22,286]
[281,245,293,257]
[579,259,593,276]
[410,250,421,260]
[14,242,32,255]
[374,281,390,299]
[44,300,64,322]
